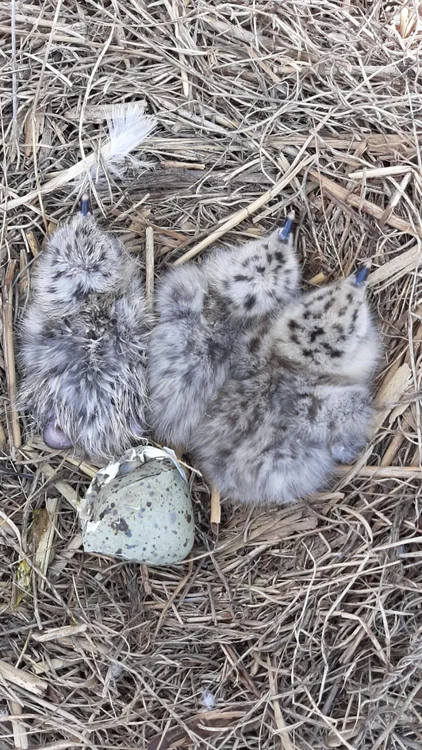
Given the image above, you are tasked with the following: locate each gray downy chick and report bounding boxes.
[148,215,300,446]
[188,265,380,505]
[18,196,150,460]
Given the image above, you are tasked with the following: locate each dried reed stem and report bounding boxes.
[267,658,294,750]
[348,165,412,179]
[145,226,155,312]
[337,465,422,478]
[309,169,422,238]
[0,659,47,696]
[8,701,28,750]
[2,260,21,450]
[210,487,221,532]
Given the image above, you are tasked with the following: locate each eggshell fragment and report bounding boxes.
[80,445,194,565]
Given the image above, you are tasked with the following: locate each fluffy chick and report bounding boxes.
[188,267,380,504]
[148,218,300,446]
[18,201,150,459]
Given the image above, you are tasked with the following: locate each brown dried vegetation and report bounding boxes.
[1,1,422,748]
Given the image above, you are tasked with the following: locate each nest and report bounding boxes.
[1,1,422,748]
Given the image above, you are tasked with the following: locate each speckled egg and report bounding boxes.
[80,446,194,565]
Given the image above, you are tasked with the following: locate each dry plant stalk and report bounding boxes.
[336,465,422,478]
[63,455,97,479]
[0,659,47,697]
[19,449,79,510]
[309,169,422,238]
[31,624,87,642]
[145,225,155,311]
[267,658,294,750]
[174,154,314,264]
[146,709,249,749]
[368,245,421,286]
[0,412,6,449]
[379,171,412,227]
[18,247,29,295]
[210,486,221,532]
[348,165,413,179]
[32,497,61,591]
[2,260,21,450]
[7,701,28,750]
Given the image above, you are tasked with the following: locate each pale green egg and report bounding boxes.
[81,447,194,565]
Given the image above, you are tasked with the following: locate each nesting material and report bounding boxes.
[3,1,422,747]
[80,445,194,565]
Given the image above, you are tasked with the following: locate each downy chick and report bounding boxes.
[18,196,150,460]
[148,215,299,446]
[188,266,380,505]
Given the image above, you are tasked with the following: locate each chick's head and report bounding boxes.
[206,214,300,321]
[34,214,124,312]
[274,265,379,380]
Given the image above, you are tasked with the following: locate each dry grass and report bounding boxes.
[1,0,422,747]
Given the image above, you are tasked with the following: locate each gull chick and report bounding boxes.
[148,214,299,446]
[18,196,150,460]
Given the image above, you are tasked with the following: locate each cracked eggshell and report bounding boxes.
[81,447,194,565]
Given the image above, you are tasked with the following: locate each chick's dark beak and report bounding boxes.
[353,264,371,286]
[80,193,91,216]
[278,210,295,241]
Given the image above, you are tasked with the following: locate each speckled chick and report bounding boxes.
[188,266,380,505]
[18,201,150,459]
[148,217,300,446]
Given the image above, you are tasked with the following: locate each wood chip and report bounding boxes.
[0,660,48,697]
[32,624,88,642]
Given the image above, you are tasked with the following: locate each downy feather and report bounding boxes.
[100,104,156,179]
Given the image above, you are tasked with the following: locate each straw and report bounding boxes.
[1,2,422,748]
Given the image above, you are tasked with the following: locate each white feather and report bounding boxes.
[99,104,156,179]
[201,689,216,710]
